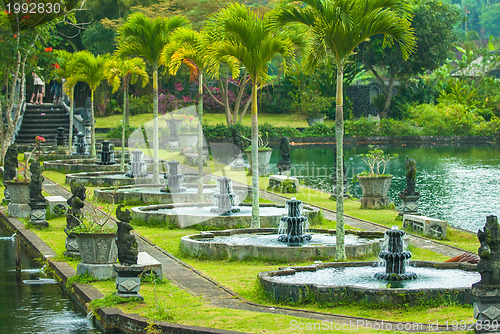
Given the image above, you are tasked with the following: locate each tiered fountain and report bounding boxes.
[94,160,213,205]
[125,149,148,178]
[73,133,88,155]
[258,226,479,306]
[179,197,380,261]
[210,177,240,214]
[161,160,185,193]
[96,141,115,165]
[374,227,417,281]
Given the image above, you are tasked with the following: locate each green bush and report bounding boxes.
[301,123,335,137]
[410,103,478,136]
[345,118,380,137]
[106,124,137,139]
[129,94,153,115]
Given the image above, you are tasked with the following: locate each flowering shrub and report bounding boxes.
[158,84,194,114]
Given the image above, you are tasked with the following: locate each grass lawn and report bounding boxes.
[95,112,335,129]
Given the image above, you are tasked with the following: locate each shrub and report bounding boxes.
[345,118,380,137]
[106,124,137,139]
[129,94,153,115]
[410,103,477,136]
[301,123,335,137]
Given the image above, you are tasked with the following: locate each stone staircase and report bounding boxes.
[15,103,70,146]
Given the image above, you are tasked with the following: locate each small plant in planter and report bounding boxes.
[357,146,398,209]
[291,90,333,125]
[241,132,273,176]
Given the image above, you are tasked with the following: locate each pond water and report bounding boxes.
[267,144,500,232]
[0,228,101,334]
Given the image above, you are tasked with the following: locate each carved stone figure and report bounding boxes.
[401,157,418,196]
[115,205,138,266]
[65,182,86,233]
[29,160,46,203]
[276,137,291,174]
[3,143,19,181]
[477,216,500,285]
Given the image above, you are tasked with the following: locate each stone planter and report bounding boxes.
[178,133,198,151]
[357,175,393,209]
[306,116,325,126]
[245,149,273,176]
[75,232,118,279]
[5,181,31,218]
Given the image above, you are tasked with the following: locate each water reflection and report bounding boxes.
[0,229,101,334]
[268,144,500,232]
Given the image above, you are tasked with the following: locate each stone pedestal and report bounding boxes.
[28,201,49,229]
[472,284,500,333]
[46,196,68,215]
[75,233,118,280]
[357,176,393,209]
[399,193,420,217]
[113,264,144,300]
[64,233,81,259]
[403,214,447,239]
[77,263,116,280]
[7,203,31,218]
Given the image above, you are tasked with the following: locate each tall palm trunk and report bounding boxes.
[90,89,96,159]
[152,68,159,184]
[68,86,74,149]
[251,83,260,228]
[197,73,204,202]
[335,66,345,261]
[121,83,128,172]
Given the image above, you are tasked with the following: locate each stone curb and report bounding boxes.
[0,207,245,334]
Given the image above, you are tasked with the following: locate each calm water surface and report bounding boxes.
[0,228,101,334]
[268,144,500,232]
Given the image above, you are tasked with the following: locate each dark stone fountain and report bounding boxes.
[97,141,115,165]
[56,127,66,146]
[374,227,417,281]
[161,160,185,193]
[125,149,147,178]
[399,157,420,216]
[210,177,240,214]
[278,197,311,245]
[73,132,88,155]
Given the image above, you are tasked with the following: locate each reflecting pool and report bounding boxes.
[267,144,500,232]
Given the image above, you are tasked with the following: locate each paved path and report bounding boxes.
[42,176,472,333]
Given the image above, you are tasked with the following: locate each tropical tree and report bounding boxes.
[273,0,416,260]
[66,50,110,158]
[116,12,189,183]
[162,27,209,201]
[104,57,149,172]
[204,3,302,228]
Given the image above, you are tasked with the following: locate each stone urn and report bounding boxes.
[306,116,325,126]
[245,148,273,176]
[178,133,198,151]
[357,175,393,209]
[5,181,31,218]
[75,232,118,279]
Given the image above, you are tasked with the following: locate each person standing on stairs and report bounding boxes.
[30,72,45,105]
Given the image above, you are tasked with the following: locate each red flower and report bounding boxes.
[44,47,52,52]
[35,136,46,143]
[54,63,60,69]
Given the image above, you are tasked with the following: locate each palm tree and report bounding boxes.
[104,57,148,172]
[162,27,209,202]
[66,51,110,158]
[204,3,301,228]
[54,50,76,149]
[116,12,189,183]
[273,0,416,260]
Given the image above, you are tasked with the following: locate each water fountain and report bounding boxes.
[73,132,88,155]
[179,197,380,261]
[161,160,185,193]
[125,149,148,178]
[96,141,115,165]
[210,177,240,214]
[374,227,417,281]
[258,225,480,306]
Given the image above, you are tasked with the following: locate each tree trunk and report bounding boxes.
[381,75,395,119]
[250,83,260,228]
[90,89,96,159]
[121,84,127,172]
[335,67,346,261]
[197,73,204,202]
[68,86,74,149]
[152,68,160,184]
[125,89,130,126]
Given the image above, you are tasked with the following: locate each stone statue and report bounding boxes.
[115,204,138,266]
[477,216,500,285]
[276,137,291,175]
[29,160,46,203]
[3,143,19,181]
[401,157,418,196]
[65,181,86,233]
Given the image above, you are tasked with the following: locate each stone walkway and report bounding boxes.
[42,177,472,333]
